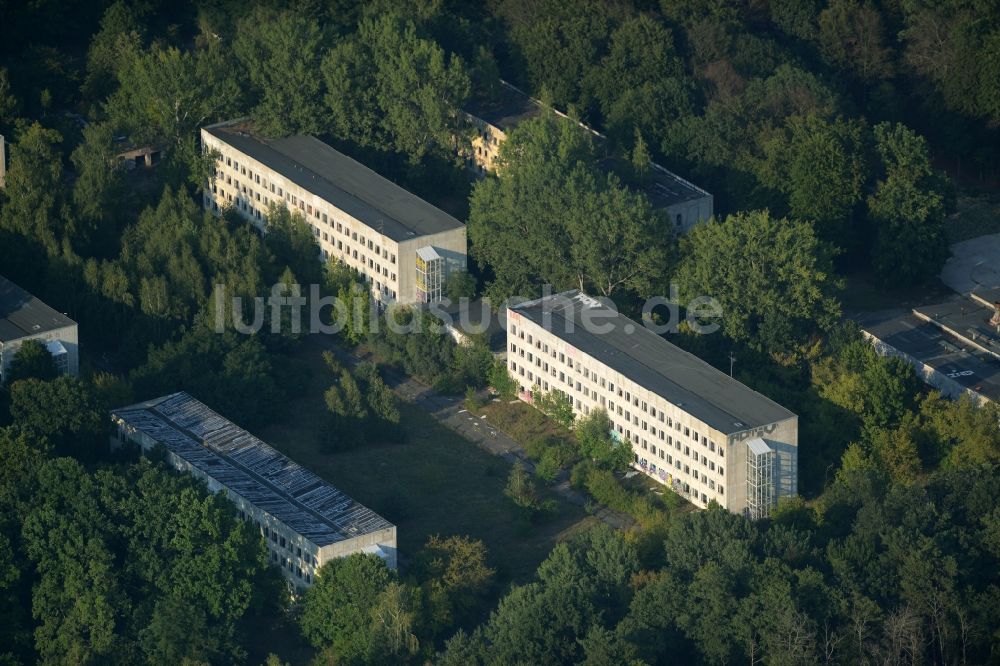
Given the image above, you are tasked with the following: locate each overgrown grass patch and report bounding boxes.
[258,340,592,587]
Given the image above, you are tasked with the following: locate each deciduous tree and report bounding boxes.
[300,554,395,661]
[676,210,841,358]
[758,114,866,243]
[4,339,58,384]
[233,9,325,137]
[469,114,670,300]
[867,122,950,286]
[321,14,470,162]
[0,123,67,253]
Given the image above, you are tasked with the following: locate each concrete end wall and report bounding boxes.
[0,324,80,381]
[725,416,798,515]
[667,195,714,234]
[863,330,993,407]
[319,525,398,570]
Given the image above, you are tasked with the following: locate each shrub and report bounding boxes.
[464,386,484,412]
[488,358,518,398]
[534,449,562,483]
[524,435,556,460]
[570,460,593,491]
[584,467,634,513]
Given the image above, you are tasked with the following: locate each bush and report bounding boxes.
[534,449,562,483]
[464,386,484,412]
[524,435,556,460]
[570,459,593,491]
[584,467,634,513]
[488,358,518,399]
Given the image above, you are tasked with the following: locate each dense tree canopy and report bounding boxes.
[4,340,58,385]
[9,376,106,460]
[496,0,613,113]
[233,8,326,138]
[867,122,951,286]
[107,38,240,185]
[322,13,471,163]
[469,113,671,300]
[676,210,842,358]
[0,0,998,663]
[0,123,68,254]
[588,15,692,149]
[300,554,396,662]
[443,464,1000,665]
[0,414,283,665]
[758,114,866,242]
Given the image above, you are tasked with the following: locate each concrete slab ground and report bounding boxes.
[941,232,1000,294]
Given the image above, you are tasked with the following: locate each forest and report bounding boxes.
[1,0,999,664]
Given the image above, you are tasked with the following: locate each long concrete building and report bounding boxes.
[201,120,467,305]
[462,81,714,233]
[506,291,797,518]
[111,392,397,592]
[0,275,79,382]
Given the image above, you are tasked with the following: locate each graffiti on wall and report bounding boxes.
[727,423,778,446]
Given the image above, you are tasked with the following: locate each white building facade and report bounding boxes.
[201,120,467,305]
[506,291,798,518]
[111,392,397,592]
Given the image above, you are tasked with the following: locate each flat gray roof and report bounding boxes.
[112,392,393,547]
[465,85,542,133]
[204,123,464,242]
[860,304,1000,404]
[599,157,709,208]
[0,275,76,343]
[510,291,796,434]
[913,298,1000,362]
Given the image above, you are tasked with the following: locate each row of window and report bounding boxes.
[212,151,400,298]
[638,438,724,477]
[239,509,317,584]
[636,455,717,506]
[508,336,722,458]
[216,159,398,262]
[509,358,724,489]
[271,550,310,583]
[511,325,719,441]
[507,325,733,502]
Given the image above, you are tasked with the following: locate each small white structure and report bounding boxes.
[0,275,79,382]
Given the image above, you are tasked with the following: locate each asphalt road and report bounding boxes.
[307,334,635,531]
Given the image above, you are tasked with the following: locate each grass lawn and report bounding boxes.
[477,399,576,451]
[258,342,593,586]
